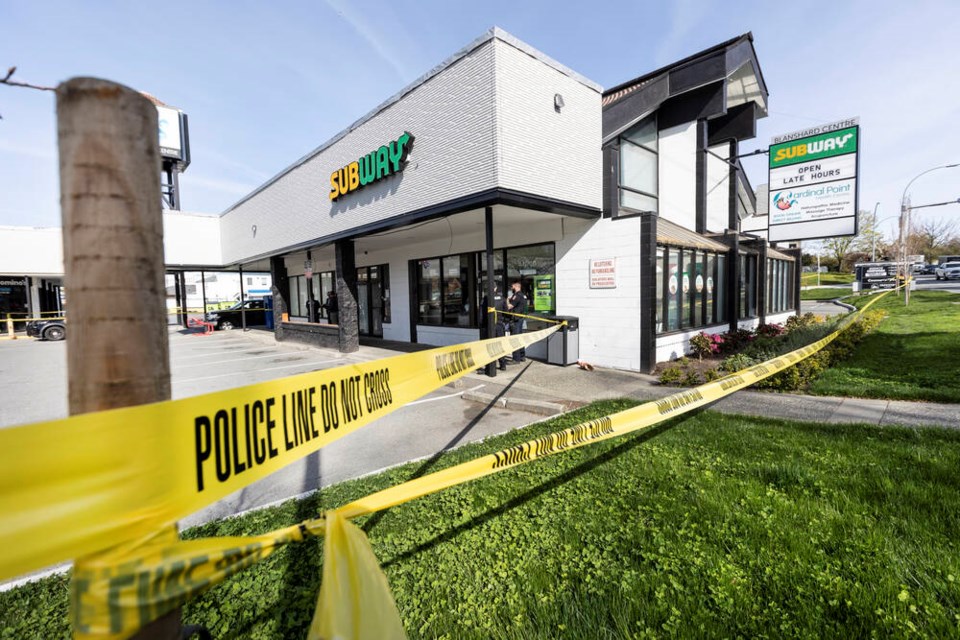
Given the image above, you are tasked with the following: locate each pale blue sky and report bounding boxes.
[2,0,958,243]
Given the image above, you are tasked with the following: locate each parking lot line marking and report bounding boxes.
[171,349,284,367]
[171,359,343,384]
[172,351,288,366]
[406,384,486,406]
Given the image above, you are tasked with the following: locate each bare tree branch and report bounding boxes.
[0,66,56,119]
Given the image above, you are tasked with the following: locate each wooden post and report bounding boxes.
[57,77,179,639]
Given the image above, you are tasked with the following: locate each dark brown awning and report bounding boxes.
[767,247,795,261]
[656,218,730,252]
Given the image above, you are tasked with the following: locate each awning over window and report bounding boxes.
[767,247,795,261]
[656,218,730,252]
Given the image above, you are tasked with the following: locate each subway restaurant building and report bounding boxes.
[220,28,799,372]
[156,29,801,372]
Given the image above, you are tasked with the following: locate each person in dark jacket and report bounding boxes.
[480,289,509,370]
[507,280,528,362]
[322,291,339,325]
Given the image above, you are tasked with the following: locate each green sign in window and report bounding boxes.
[533,275,554,312]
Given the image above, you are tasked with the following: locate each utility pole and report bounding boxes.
[57,77,179,639]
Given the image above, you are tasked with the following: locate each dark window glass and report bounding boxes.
[680,249,693,329]
[717,255,727,323]
[667,249,680,331]
[417,259,441,325]
[655,247,664,332]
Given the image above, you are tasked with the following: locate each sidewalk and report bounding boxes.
[457,358,960,430]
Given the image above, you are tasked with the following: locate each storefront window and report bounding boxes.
[656,246,728,334]
[705,254,716,324]
[417,259,441,325]
[716,255,727,323]
[739,254,758,318]
[312,271,335,319]
[680,249,693,329]
[619,115,658,213]
[442,255,471,327]
[766,259,793,314]
[655,248,664,332]
[417,243,555,328]
[287,275,309,317]
[505,244,555,315]
[666,249,679,332]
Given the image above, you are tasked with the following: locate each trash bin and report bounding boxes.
[264,295,275,330]
[546,315,579,365]
[524,315,579,365]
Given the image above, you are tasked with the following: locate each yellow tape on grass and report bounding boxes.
[0,324,559,581]
[72,289,895,639]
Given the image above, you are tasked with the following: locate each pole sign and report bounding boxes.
[329,132,414,201]
[767,117,859,242]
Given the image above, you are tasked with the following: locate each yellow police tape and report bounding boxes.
[69,288,896,639]
[0,324,560,583]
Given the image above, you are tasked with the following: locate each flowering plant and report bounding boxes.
[689,331,723,360]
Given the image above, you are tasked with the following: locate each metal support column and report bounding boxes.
[484,206,497,377]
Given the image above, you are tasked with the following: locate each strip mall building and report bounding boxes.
[0,29,799,373]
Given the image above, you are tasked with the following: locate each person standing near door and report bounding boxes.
[507,280,527,362]
[323,290,339,325]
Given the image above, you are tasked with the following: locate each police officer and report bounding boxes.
[507,280,528,362]
[480,286,509,370]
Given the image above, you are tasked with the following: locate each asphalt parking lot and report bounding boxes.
[0,326,542,528]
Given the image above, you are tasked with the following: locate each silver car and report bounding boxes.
[935,262,960,280]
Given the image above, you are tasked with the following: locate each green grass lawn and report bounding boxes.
[800,287,854,301]
[801,272,855,287]
[4,401,959,639]
[808,290,960,402]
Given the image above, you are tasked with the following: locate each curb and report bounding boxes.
[462,390,564,416]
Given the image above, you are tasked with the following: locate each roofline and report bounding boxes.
[603,32,752,99]
[220,27,601,217]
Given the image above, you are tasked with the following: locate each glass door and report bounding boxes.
[357,268,370,336]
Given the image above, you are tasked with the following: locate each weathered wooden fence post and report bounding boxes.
[57,77,179,639]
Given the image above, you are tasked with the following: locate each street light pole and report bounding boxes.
[869,201,880,261]
[899,163,960,305]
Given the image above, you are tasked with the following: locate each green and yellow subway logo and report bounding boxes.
[329,132,414,201]
[769,126,857,168]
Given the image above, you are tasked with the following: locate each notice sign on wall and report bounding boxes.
[768,117,859,242]
[589,258,616,289]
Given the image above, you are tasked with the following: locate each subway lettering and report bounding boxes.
[329,132,414,201]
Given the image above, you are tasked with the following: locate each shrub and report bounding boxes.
[785,312,823,333]
[721,353,755,373]
[756,323,785,338]
[689,331,722,360]
[719,328,755,354]
[658,365,685,385]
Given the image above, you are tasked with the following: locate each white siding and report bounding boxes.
[220,41,501,265]
[656,326,725,363]
[0,227,62,275]
[495,41,602,209]
[555,216,642,371]
[657,121,697,230]
[705,143,731,232]
[163,212,222,266]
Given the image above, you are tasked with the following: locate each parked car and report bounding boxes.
[25,318,66,341]
[935,262,960,280]
[204,299,266,330]
[919,264,938,275]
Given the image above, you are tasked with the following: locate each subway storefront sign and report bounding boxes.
[329,132,414,201]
